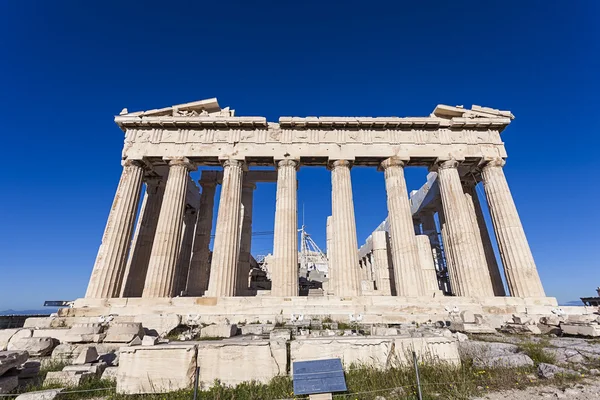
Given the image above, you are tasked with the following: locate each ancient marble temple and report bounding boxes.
[84,98,546,301]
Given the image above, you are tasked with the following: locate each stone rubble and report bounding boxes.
[7,338,57,357]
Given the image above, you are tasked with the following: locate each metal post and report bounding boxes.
[193,366,200,400]
[412,351,423,400]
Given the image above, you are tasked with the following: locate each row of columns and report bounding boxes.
[86,154,545,299]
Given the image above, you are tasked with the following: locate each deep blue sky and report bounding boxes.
[1,1,598,309]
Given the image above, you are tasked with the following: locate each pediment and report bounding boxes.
[432,104,514,120]
[119,98,235,118]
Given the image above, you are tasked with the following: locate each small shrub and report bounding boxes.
[518,341,556,365]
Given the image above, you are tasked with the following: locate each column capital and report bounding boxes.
[481,157,506,170]
[436,159,459,170]
[222,159,247,170]
[379,156,407,171]
[275,159,300,169]
[327,159,353,170]
[165,157,196,170]
[121,159,145,168]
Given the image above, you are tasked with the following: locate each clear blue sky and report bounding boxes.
[1,1,598,310]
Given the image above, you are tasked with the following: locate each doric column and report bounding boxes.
[372,231,392,295]
[463,180,506,296]
[86,160,144,298]
[436,160,494,297]
[236,181,256,296]
[329,160,360,296]
[415,235,439,295]
[206,159,245,297]
[438,208,458,295]
[271,159,299,297]
[142,158,195,298]
[121,178,165,297]
[420,211,443,274]
[173,205,197,296]
[325,215,334,294]
[380,157,424,296]
[186,178,217,296]
[481,158,545,297]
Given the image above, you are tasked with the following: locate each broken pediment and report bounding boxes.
[118,98,235,118]
[432,104,514,120]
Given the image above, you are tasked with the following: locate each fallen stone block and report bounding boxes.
[31,329,71,344]
[269,329,291,341]
[8,337,57,357]
[197,340,286,387]
[128,336,142,346]
[499,323,541,335]
[18,361,41,379]
[23,318,53,329]
[0,351,29,376]
[512,314,533,325]
[473,353,534,368]
[133,314,181,337]
[240,324,275,335]
[538,362,579,379]
[460,310,476,324]
[4,329,33,351]
[141,336,158,346]
[44,371,93,386]
[117,344,196,394]
[73,347,98,365]
[560,323,600,337]
[540,315,562,326]
[50,343,78,362]
[63,323,105,343]
[104,323,144,343]
[449,322,496,334]
[101,366,118,381]
[371,327,400,336]
[15,388,63,400]
[200,324,237,339]
[63,362,107,377]
[0,375,19,394]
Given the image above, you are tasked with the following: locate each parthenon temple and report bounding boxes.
[76,98,553,320]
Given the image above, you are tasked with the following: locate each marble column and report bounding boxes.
[329,160,360,296]
[438,208,458,295]
[206,159,245,297]
[420,211,443,274]
[121,178,165,297]
[325,215,334,294]
[436,160,494,297]
[86,159,144,299]
[372,231,392,295]
[380,157,424,296]
[416,234,439,295]
[463,180,506,296]
[271,159,299,297]
[481,158,545,297]
[186,179,217,296]
[173,205,197,296]
[142,158,194,298]
[236,181,255,296]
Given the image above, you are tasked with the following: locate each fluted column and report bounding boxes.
[380,157,424,296]
[121,178,165,297]
[186,179,217,296]
[438,208,458,295]
[420,211,443,274]
[437,160,494,297]
[463,180,506,296]
[416,235,439,295]
[325,215,334,294]
[236,181,256,296]
[329,160,360,296]
[271,159,299,297]
[206,159,245,297]
[86,160,144,298]
[173,205,197,296]
[372,231,392,295]
[481,158,545,297]
[142,158,194,298]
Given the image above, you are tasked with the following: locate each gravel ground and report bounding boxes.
[472,378,600,399]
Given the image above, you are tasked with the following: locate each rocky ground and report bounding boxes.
[472,378,600,400]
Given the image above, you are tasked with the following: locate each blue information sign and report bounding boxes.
[293,358,347,395]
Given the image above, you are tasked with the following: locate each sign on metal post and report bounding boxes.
[43,301,71,307]
[293,358,347,396]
